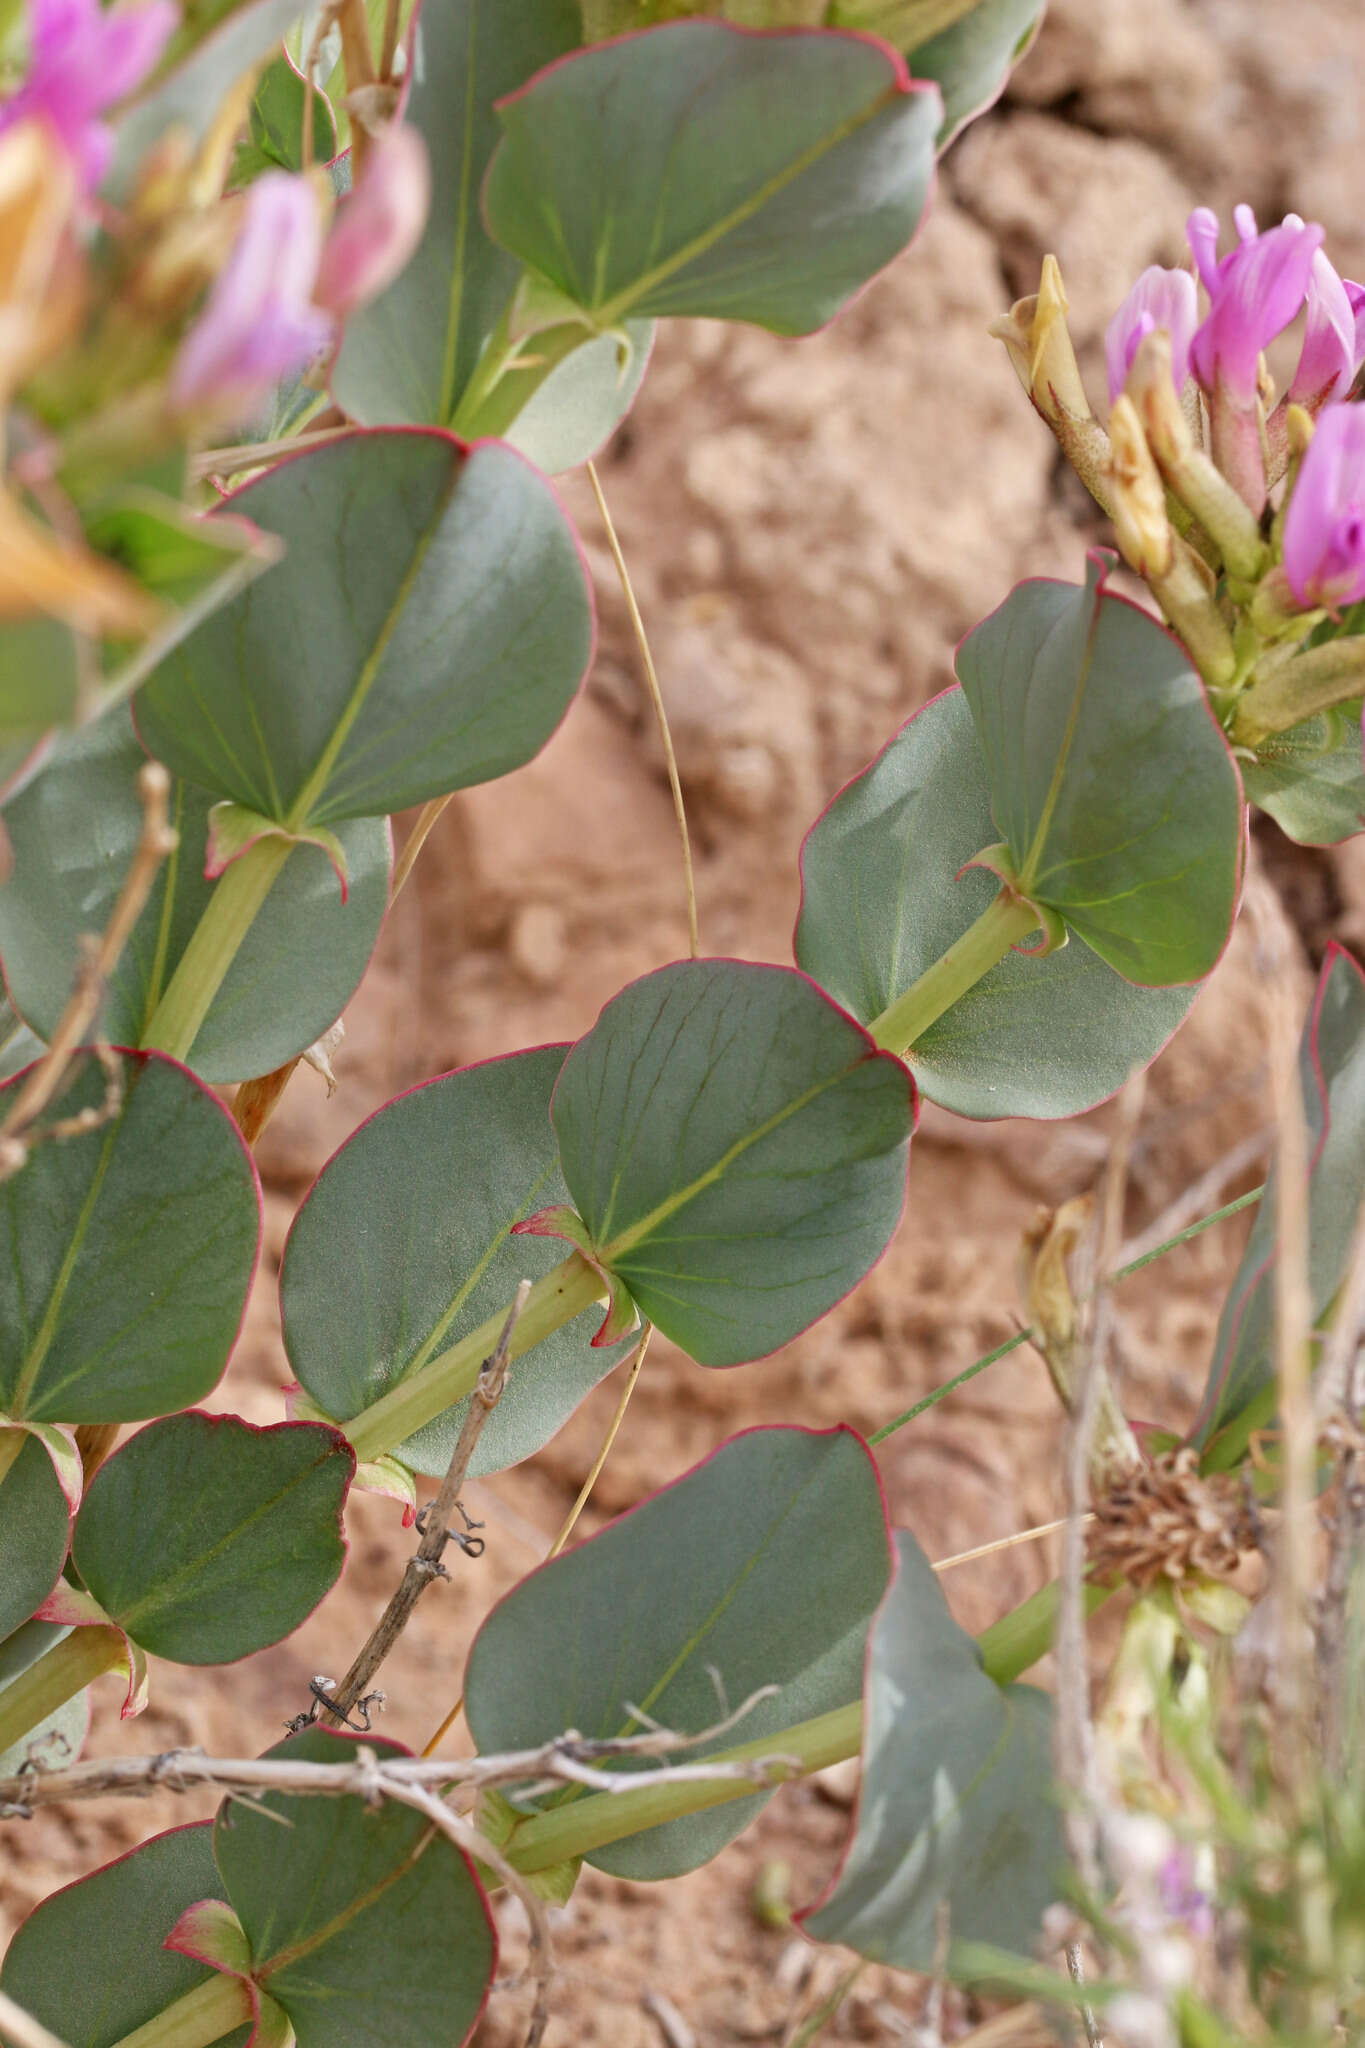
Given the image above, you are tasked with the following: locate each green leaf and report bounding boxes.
[213,1728,496,2048]
[242,52,336,175]
[0,708,390,1083]
[465,1424,892,1877]
[85,487,278,621]
[1241,701,1365,846]
[72,1414,352,1661]
[0,1434,70,1640]
[550,960,913,1366]
[957,553,1243,985]
[0,1682,87,1778]
[0,617,78,743]
[905,0,1043,149]
[332,0,582,426]
[802,1532,1064,1969]
[1196,945,1365,1452]
[501,320,655,474]
[796,685,1196,1118]
[0,1052,260,1423]
[111,0,308,193]
[0,1823,252,2048]
[281,1047,634,1478]
[135,430,593,826]
[483,20,941,335]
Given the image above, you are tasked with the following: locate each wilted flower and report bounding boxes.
[172,171,332,420]
[1289,236,1365,410]
[1106,266,1197,403]
[0,0,176,191]
[314,124,429,318]
[1188,204,1322,405]
[1282,401,1365,610]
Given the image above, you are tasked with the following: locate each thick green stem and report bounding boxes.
[1229,636,1365,746]
[978,1577,1114,1684]
[345,1254,605,1464]
[107,1975,253,2048]
[0,1627,125,1755]
[139,839,292,1062]
[869,891,1040,1056]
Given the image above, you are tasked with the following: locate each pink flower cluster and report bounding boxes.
[1105,206,1365,614]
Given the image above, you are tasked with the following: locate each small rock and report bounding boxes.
[508,902,568,989]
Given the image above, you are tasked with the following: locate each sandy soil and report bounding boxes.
[5,2,1365,2040]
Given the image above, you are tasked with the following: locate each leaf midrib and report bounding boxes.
[1016,586,1104,896]
[584,77,904,328]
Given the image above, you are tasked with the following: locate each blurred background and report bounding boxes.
[5,1,1365,2039]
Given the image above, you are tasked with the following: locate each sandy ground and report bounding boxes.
[6,1,1365,2040]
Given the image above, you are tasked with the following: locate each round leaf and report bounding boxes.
[0,1435,69,1640]
[0,1823,251,2048]
[484,21,941,335]
[282,1047,633,1478]
[802,1532,1064,1969]
[503,321,654,474]
[0,1052,260,1423]
[1242,701,1365,846]
[332,0,582,426]
[213,1728,496,2048]
[906,0,1043,149]
[465,1424,892,1877]
[552,960,914,1367]
[0,709,391,1082]
[72,1414,352,1662]
[135,430,593,826]
[957,553,1243,985]
[796,685,1195,1118]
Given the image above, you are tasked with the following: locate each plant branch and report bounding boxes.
[0,761,176,1177]
[315,1282,530,1732]
[586,461,700,960]
[139,836,292,1063]
[869,890,1040,1056]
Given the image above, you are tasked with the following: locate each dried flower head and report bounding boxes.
[1088,1447,1259,1590]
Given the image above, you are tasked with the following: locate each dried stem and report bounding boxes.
[931,1513,1091,1575]
[1315,1187,1365,1771]
[586,461,700,959]
[390,794,452,900]
[1065,1944,1103,2048]
[547,1324,651,1559]
[316,1283,531,1731]
[0,1988,71,2048]
[1115,1126,1270,1271]
[0,761,176,1176]
[1055,1070,1146,1902]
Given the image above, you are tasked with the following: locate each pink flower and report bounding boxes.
[1105,265,1198,402]
[1288,233,1365,409]
[1188,204,1323,404]
[0,0,176,189]
[314,126,429,317]
[173,172,332,420]
[1282,402,1365,609]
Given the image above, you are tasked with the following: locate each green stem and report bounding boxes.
[139,838,292,1062]
[0,1627,126,1755]
[501,1577,1112,1875]
[869,891,1040,1056]
[107,1975,253,2048]
[450,318,596,442]
[345,1254,605,1464]
[1229,636,1365,745]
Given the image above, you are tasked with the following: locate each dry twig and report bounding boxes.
[0,761,175,1179]
[0,1989,70,2048]
[314,1283,531,1732]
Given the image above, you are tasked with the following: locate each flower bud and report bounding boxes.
[314,124,429,318]
[1107,394,1173,579]
[1288,234,1365,411]
[0,118,82,401]
[991,252,1090,423]
[1281,399,1365,610]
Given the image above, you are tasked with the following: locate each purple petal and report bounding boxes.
[0,0,175,187]
[1191,217,1323,402]
[1187,207,1223,294]
[92,0,176,104]
[1282,401,1365,607]
[173,172,331,416]
[1106,265,1198,402]
[1291,247,1363,408]
[314,125,429,317]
